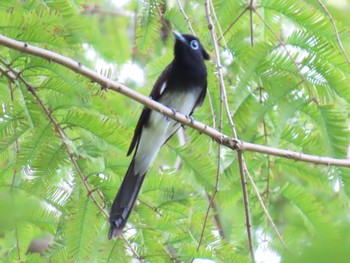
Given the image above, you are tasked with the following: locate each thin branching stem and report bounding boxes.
[177,0,222,246]
[164,245,180,263]
[121,235,143,261]
[0,48,156,263]
[243,164,292,254]
[237,152,255,262]
[176,0,195,35]
[258,87,271,201]
[204,0,254,260]
[219,7,248,42]
[254,10,316,103]
[9,81,21,262]
[249,0,254,47]
[316,0,350,66]
[197,0,226,250]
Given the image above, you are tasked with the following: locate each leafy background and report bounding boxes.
[1,0,350,262]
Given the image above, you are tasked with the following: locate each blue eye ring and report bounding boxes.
[190,40,199,50]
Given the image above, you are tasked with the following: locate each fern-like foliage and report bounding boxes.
[1,0,350,262]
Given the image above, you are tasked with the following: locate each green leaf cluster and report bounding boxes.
[1,0,350,262]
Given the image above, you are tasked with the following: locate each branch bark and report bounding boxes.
[0,34,349,168]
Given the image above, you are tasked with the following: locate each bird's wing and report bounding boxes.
[127,63,173,156]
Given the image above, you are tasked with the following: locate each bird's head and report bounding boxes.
[173,32,210,64]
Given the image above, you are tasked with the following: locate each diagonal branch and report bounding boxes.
[0,59,144,261]
[315,0,350,66]
[0,59,108,217]
[0,34,349,167]
[176,0,195,35]
[219,7,248,42]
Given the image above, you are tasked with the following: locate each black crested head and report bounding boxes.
[173,32,210,67]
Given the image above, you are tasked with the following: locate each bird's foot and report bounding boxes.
[186,115,195,125]
[166,106,177,121]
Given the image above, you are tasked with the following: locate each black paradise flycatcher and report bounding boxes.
[109,32,210,239]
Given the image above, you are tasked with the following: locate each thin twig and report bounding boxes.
[121,235,143,261]
[9,81,21,262]
[11,168,21,261]
[197,143,222,250]
[316,0,350,66]
[0,35,349,167]
[164,245,180,263]
[176,0,195,35]
[0,56,152,262]
[237,152,255,262]
[249,0,254,47]
[206,89,216,130]
[254,10,316,103]
[205,1,255,260]
[196,0,226,250]
[0,59,110,224]
[209,0,230,52]
[138,199,162,217]
[18,76,107,216]
[237,140,350,167]
[219,7,248,42]
[258,87,271,201]
[243,163,291,254]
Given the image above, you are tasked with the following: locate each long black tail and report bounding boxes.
[108,159,146,239]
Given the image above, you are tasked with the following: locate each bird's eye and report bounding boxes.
[190,40,199,50]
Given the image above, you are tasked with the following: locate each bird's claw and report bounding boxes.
[186,115,195,125]
[166,106,177,121]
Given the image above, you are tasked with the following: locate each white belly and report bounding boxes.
[133,88,201,175]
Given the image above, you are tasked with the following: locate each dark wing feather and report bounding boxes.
[189,81,207,116]
[126,63,173,156]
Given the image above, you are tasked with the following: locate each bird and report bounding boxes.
[108,31,210,239]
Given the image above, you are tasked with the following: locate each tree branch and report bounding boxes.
[205,1,255,260]
[0,59,108,217]
[0,34,349,167]
[176,0,195,35]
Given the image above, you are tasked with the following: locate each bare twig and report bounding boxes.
[138,199,162,217]
[219,7,248,42]
[205,1,255,261]
[316,0,350,66]
[237,152,255,262]
[237,140,350,167]
[0,34,349,167]
[196,0,227,250]
[0,58,110,228]
[205,0,294,257]
[197,142,222,250]
[209,0,230,52]
[164,245,180,263]
[243,164,291,254]
[249,0,254,47]
[176,0,195,35]
[121,235,143,261]
[254,10,316,102]
[9,81,21,261]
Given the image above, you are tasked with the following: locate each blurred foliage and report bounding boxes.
[0,0,350,262]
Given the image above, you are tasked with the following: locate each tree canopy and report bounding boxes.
[1,0,350,262]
